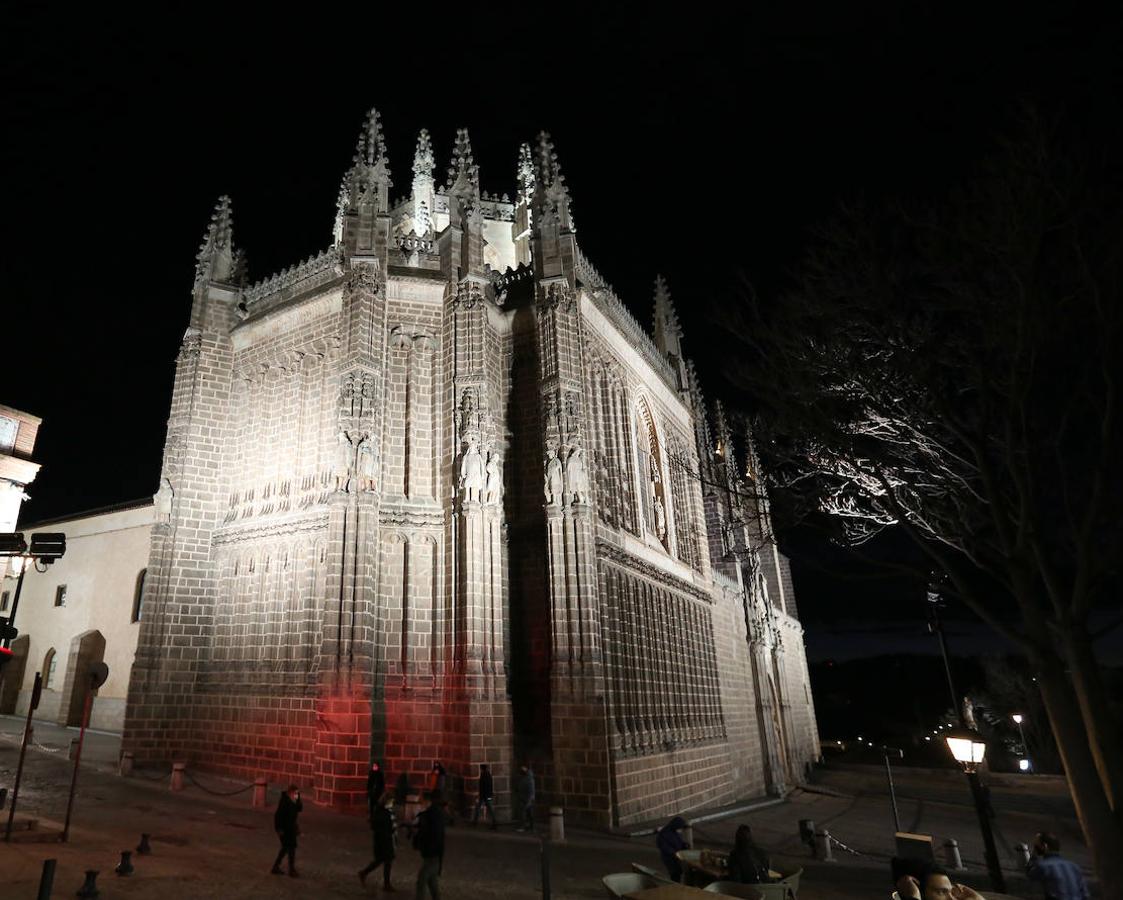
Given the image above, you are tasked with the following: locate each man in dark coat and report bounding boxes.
[655,815,689,882]
[358,790,396,891]
[271,784,303,876]
[367,761,386,817]
[471,763,497,830]
[413,792,446,899]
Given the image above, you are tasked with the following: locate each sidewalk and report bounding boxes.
[1,719,1093,898]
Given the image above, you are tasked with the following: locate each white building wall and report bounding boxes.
[2,502,153,732]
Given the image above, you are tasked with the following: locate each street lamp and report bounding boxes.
[945,729,1006,892]
[1011,714,1030,771]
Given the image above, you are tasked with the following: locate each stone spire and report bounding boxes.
[652,274,683,354]
[334,108,393,242]
[447,128,479,197]
[712,399,742,504]
[686,361,714,484]
[532,132,573,231]
[194,196,246,288]
[412,129,435,235]
[517,142,535,203]
[413,128,435,180]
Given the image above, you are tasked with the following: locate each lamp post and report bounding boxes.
[945,730,1006,892]
[1011,714,1030,772]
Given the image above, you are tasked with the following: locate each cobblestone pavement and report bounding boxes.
[0,717,1095,898]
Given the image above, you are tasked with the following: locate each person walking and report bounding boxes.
[655,816,689,882]
[270,784,303,877]
[366,761,386,817]
[358,790,396,891]
[1026,831,1090,900]
[471,763,497,829]
[514,763,535,833]
[413,791,446,900]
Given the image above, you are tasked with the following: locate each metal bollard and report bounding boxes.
[76,869,100,899]
[69,739,80,762]
[36,859,56,900]
[405,793,420,825]
[539,835,552,900]
[1014,842,1032,866]
[115,850,134,876]
[944,839,965,870]
[119,751,134,777]
[170,762,186,792]
[253,777,268,808]
[136,833,152,855]
[549,806,565,843]
[814,829,835,861]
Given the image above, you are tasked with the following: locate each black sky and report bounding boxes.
[5,6,1122,662]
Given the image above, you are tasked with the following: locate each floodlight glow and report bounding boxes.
[1012,714,1023,724]
[1019,759,1030,772]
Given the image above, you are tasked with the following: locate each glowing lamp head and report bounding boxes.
[1012,714,1023,724]
[945,729,987,770]
[1019,759,1030,772]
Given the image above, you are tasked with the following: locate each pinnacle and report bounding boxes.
[413,128,435,179]
[356,108,389,169]
[447,128,478,190]
[195,195,241,286]
[534,131,563,189]
[653,274,681,333]
[517,142,534,196]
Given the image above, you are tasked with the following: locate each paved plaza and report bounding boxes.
[0,716,1095,898]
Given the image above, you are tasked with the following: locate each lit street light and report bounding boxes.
[1011,713,1030,772]
[945,729,1006,892]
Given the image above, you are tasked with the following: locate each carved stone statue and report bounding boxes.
[565,446,589,504]
[653,495,667,540]
[154,477,174,522]
[460,436,485,502]
[334,430,355,492]
[484,451,503,505]
[544,447,564,505]
[357,436,378,492]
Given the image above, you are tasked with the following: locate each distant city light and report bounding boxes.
[1019,759,1030,772]
[1012,714,1023,724]
[925,736,931,741]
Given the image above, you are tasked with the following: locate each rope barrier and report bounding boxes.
[184,770,255,796]
[828,834,869,857]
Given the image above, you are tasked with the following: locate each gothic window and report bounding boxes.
[131,569,147,623]
[634,401,669,551]
[43,647,57,689]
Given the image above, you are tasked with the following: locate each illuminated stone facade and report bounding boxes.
[122,111,819,826]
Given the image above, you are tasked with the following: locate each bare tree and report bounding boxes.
[729,109,1123,893]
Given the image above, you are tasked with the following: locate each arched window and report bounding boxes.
[634,400,669,551]
[43,647,57,689]
[131,568,147,623]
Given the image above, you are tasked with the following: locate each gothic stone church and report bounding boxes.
[122,109,819,827]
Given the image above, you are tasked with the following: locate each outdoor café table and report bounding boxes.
[677,853,783,885]
[623,884,716,900]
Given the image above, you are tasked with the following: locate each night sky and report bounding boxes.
[5,7,1122,668]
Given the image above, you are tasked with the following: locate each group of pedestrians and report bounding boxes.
[269,759,538,897]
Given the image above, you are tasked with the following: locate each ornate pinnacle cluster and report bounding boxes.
[447,128,479,195]
[334,108,393,242]
[532,132,573,230]
[652,274,682,348]
[413,128,435,180]
[517,142,535,200]
[194,195,246,287]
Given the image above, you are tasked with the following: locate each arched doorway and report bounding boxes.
[59,630,106,727]
[0,634,29,714]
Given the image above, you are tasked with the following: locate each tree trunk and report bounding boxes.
[1036,657,1123,899]
[1063,624,1123,815]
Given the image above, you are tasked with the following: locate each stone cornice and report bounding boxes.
[212,511,330,546]
[597,540,712,603]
